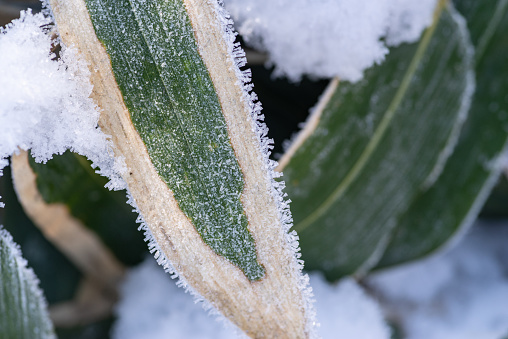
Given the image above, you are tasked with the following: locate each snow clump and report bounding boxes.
[225,0,438,82]
[0,10,125,198]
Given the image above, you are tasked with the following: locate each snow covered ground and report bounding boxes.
[113,221,508,339]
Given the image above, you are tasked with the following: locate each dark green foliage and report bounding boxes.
[283,5,474,280]
[377,0,508,268]
[29,152,146,266]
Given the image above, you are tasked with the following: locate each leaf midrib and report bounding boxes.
[293,0,448,233]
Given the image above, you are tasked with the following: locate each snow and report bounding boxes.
[311,274,390,339]
[367,221,508,339]
[224,0,438,82]
[112,257,390,339]
[0,10,125,194]
[111,257,242,339]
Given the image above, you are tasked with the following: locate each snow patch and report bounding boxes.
[311,273,391,339]
[112,257,241,339]
[0,10,125,196]
[368,221,508,339]
[224,0,438,82]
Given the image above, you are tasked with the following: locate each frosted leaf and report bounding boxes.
[0,227,55,339]
[224,0,437,82]
[84,0,265,280]
[23,0,315,334]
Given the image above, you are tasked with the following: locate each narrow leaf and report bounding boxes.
[279,2,474,280]
[0,227,55,339]
[376,0,508,268]
[1,166,82,305]
[82,0,264,281]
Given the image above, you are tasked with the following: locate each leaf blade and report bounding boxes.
[0,228,55,339]
[26,151,145,267]
[48,0,312,336]
[83,0,264,280]
[377,0,508,268]
[282,3,474,280]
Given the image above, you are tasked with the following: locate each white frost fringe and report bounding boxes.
[210,0,317,336]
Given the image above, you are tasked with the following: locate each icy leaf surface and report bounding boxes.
[0,227,55,339]
[377,0,508,269]
[281,3,475,280]
[83,0,264,280]
[0,10,124,193]
[225,0,437,82]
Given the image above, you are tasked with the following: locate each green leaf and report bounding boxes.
[0,227,55,339]
[49,0,312,336]
[83,0,264,281]
[280,2,474,280]
[376,0,508,268]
